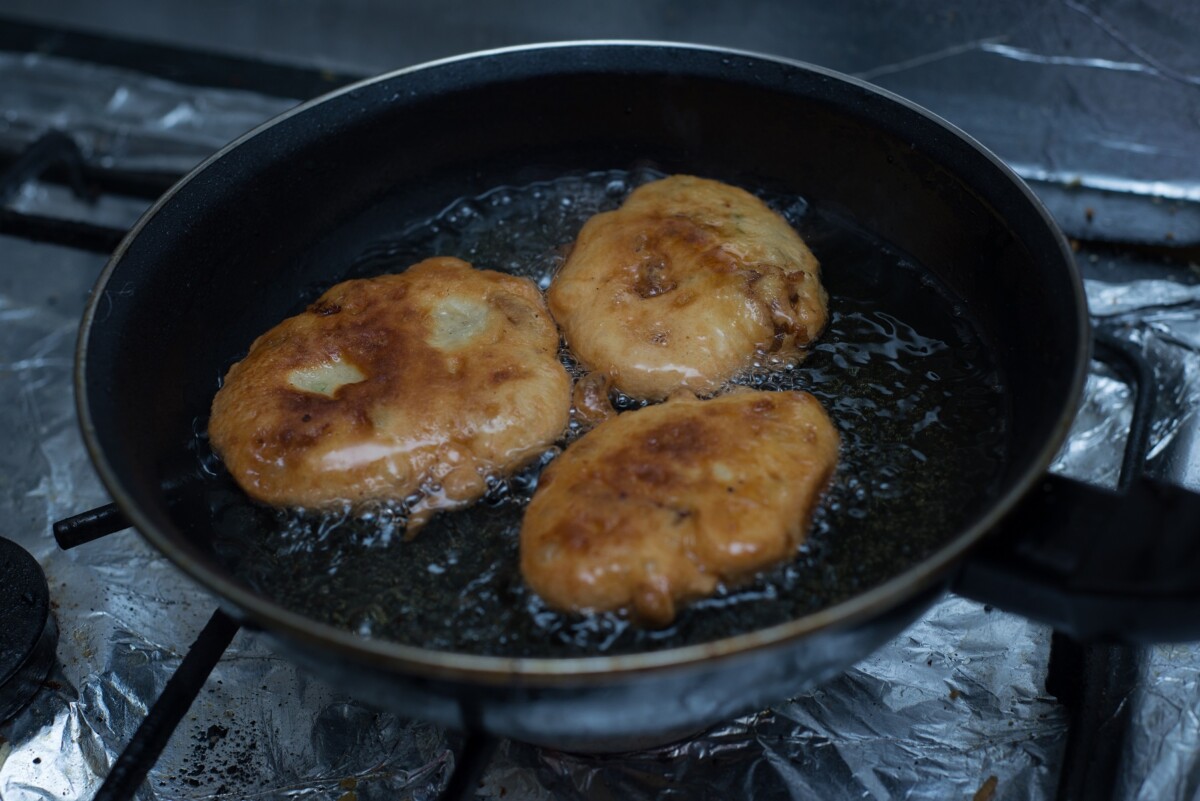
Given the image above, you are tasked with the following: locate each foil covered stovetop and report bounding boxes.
[1,48,1199,801]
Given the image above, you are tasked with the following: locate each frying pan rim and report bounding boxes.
[76,39,1090,684]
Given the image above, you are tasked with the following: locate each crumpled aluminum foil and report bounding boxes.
[849,1,1200,247]
[2,46,1200,801]
[484,598,1065,801]
[0,51,297,174]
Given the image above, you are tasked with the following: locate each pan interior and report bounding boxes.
[195,167,1010,657]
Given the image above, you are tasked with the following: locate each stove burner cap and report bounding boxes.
[0,537,57,722]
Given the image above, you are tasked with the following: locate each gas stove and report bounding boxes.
[1,11,1199,801]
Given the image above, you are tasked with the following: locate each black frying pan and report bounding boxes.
[75,42,1200,751]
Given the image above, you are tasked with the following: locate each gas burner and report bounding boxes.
[0,537,57,723]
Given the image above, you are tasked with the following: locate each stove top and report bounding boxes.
[0,538,56,725]
[1,10,1199,801]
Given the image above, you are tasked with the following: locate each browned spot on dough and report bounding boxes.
[492,292,534,327]
[490,366,527,385]
[670,290,697,309]
[633,259,677,299]
[559,520,593,552]
[274,426,320,450]
[639,419,711,457]
[629,461,673,485]
[571,372,616,428]
[634,578,675,627]
[308,299,342,316]
[769,324,788,353]
[751,398,777,414]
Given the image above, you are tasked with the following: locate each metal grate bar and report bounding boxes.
[1092,329,1158,490]
[0,208,126,253]
[53,504,132,550]
[0,131,92,206]
[92,609,242,801]
[1047,328,1154,801]
[0,132,131,252]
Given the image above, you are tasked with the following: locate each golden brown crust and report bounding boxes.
[570,371,616,430]
[519,389,839,625]
[548,175,828,400]
[209,257,572,525]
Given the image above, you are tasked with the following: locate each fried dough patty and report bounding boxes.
[209,257,571,525]
[520,389,839,625]
[548,175,828,400]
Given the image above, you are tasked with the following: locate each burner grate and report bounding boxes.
[90,611,241,801]
[0,130,146,253]
[0,537,58,724]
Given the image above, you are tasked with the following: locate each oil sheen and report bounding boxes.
[202,168,1010,657]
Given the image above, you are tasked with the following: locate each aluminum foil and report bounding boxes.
[0,51,297,174]
[847,0,1200,247]
[2,41,1200,801]
[484,598,1065,801]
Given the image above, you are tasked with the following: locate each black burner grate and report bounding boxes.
[0,130,139,253]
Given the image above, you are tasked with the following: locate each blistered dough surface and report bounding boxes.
[520,389,839,625]
[209,257,571,524]
[548,175,828,400]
